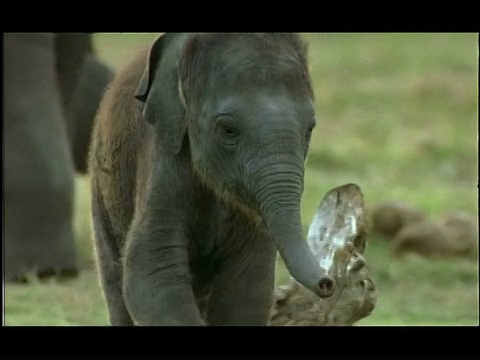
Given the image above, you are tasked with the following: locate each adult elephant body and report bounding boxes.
[90,33,335,326]
[4,33,113,281]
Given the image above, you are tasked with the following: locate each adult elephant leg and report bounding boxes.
[3,33,79,282]
[54,32,94,161]
[68,55,114,174]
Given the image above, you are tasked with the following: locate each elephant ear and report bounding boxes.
[135,34,188,154]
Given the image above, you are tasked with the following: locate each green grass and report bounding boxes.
[5,33,479,326]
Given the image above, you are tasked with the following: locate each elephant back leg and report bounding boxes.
[54,33,93,110]
[91,175,133,326]
[3,33,78,282]
[68,55,114,174]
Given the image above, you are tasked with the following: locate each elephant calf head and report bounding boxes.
[134,33,336,298]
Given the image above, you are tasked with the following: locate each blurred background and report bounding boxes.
[4,33,478,325]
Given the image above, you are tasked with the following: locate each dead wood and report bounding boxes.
[270,183,377,326]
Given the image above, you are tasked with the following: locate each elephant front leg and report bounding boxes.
[206,237,277,326]
[123,219,205,326]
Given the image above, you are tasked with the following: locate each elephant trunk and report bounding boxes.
[255,164,336,298]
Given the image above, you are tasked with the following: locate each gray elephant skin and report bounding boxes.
[89,33,335,326]
[4,33,113,282]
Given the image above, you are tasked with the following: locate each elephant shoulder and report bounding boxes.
[92,48,150,164]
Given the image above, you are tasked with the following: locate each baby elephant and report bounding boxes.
[89,33,335,326]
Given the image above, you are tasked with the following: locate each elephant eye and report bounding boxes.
[220,123,238,138]
[214,115,240,147]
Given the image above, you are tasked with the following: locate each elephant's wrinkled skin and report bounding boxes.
[90,33,336,326]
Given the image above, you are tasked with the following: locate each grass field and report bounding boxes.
[4,33,479,326]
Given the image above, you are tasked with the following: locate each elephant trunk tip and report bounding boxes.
[317,276,336,297]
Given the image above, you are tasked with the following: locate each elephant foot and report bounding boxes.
[5,223,80,285]
[6,275,29,284]
[6,266,79,284]
[38,266,80,282]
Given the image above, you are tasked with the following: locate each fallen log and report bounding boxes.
[270,183,377,326]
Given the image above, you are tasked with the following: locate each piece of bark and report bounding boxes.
[270,183,377,326]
